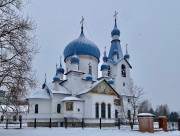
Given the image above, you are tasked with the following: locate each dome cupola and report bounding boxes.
[108,77,114,85]
[101,62,109,71]
[57,58,64,74]
[86,74,93,81]
[63,19,100,62]
[70,53,79,64]
[53,75,60,82]
[101,48,110,71]
[124,44,130,59]
[124,54,130,59]
[111,19,120,37]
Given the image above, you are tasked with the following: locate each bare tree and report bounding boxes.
[155,104,170,118]
[0,0,38,117]
[122,83,143,129]
[138,100,152,113]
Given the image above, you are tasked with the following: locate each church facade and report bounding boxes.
[27,16,134,125]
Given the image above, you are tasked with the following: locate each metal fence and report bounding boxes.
[1,117,179,131]
[0,117,125,129]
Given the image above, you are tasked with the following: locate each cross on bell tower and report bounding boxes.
[113,11,118,21]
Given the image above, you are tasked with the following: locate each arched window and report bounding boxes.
[89,65,92,75]
[121,64,126,77]
[108,66,111,76]
[57,104,61,113]
[115,109,118,118]
[101,103,106,118]
[128,110,131,120]
[95,103,99,118]
[35,104,38,114]
[108,104,111,118]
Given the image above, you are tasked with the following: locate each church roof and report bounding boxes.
[63,25,100,61]
[108,40,123,60]
[61,96,84,102]
[28,89,51,99]
[46,83,71,94]
[108,19,123,61]
[64,70,85,75]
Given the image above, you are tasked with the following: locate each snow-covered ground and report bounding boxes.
[0,127,179,136]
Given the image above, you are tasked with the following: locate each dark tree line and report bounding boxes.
[0,0,38,116]
[138,100,179,122]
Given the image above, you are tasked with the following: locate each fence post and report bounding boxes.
[34,118,36,128]
[100,118,101,129]
[6,119,8,129]
[64,117,67,129]
[82,118,84,129]
[49,118,51,128]
[20,118,22,129]
[118,118,120,130]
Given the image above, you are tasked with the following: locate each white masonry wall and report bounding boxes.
[65,55,99,80]
[28,99,51,119]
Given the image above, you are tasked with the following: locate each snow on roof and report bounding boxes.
[138,113,155,117]
[61,96,84,102]
[28,89,51,99]
[46,83,71,95]
[77,79,103,95]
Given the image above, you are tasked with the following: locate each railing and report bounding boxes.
[0,117,125,129]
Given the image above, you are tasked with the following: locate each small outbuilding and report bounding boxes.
[158,116,167,132]
[138,113,155,133]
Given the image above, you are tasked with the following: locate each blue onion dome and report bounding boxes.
[113,49,118,55]
[124,44,130,59]
[63,26,100,62]
[101,62,110,71]
[108,78,114,85]
[111,20,120,36]
[57,64,64,74]
[70,53,79,64]
[86,74,93,81]
[124,54,130,59]
[53,75,60,82]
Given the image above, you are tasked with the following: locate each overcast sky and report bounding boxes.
[23,0,180,112]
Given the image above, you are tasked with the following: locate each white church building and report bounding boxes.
[27,16,134,126]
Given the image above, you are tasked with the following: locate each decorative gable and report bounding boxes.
[90,81,117,96]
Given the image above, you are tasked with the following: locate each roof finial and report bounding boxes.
[56,64,58,75]
[103,46,108,62]
[80,16,85,37]
[104,46,107,57]
[60,56,62,67]
[113,11,118,27]
[126,44,128,54]
[45,73,46,83]
[80,16,85,28]
[114,11,118,21]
